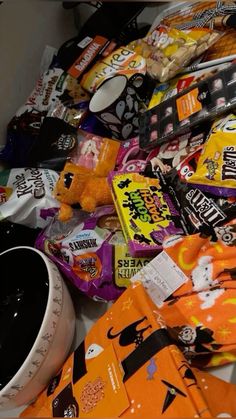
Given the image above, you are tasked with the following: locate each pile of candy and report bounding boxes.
[2,2,236,417]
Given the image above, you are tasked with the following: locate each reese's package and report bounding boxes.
[36,206,150,301]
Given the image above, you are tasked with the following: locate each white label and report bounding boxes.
[77,36,93,49]
[131,251,188,307]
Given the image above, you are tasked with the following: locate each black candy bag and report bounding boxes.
[145,150,228,234]
[0,222,41,253]
[0,68,89,168]
[29,117,78,171]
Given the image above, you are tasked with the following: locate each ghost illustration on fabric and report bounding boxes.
[122,123,133,140]
[198,288,225,309]
[126,94,134,111]
[132,117,139,128]
[108,124,120,133]
[127,87,136,96]
[85,343,104,360]
[124,112,135,120]
[101,113,121,124]
[191,256,218,292]
[134,101,139,113]
[116,101,126,120]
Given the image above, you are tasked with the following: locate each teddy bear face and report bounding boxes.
[55,170,85,205]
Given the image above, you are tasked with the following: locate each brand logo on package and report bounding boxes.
[68,36,108,78]
[13,168,46,199]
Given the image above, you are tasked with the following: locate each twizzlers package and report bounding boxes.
[36,206,127,301]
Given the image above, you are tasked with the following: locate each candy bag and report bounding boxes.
[81,46,146,93]
[145,125,210,174]
[30,119,120,173]
[129,25,220,82]
[147,156,228,235]
[115,137,149,173]
[70,130,120,176]
[0,68,89,167]
[21,283,236,418]
[187,113,236,196]
[110,172,187,257]
[148,62,230,110]
[0,168,59,228]
[36,206,149,301]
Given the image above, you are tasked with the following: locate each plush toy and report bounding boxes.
[54,162,113,221]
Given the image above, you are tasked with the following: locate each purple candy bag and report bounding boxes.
[35,206,125,301]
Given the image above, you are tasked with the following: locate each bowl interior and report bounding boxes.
[0,248,49,391]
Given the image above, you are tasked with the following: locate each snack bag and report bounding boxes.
[81,46,146,93]
[129,25,220,82]
[145,125,210,174]
[148,63,230,109]
[0,68,90,167]
[30,121,120,173]
[139,63,236,151]
[21,283,236,418]
[110,172,187,257]
[187,113,236,196]
[70,130,120,176]
[145,149,228,235]
[115,137,149,173]
[113,238,151,288]
[0,168,59,228]
[36,206,149,301]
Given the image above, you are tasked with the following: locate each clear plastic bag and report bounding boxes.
[129,25,221,82]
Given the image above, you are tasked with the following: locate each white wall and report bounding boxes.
[0,1,170,148]
[0,1,76,146]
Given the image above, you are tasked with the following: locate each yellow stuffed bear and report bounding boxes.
[54,162,113,221]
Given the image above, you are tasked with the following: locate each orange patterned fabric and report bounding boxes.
[158,223,236,368]
[21,284,236,418]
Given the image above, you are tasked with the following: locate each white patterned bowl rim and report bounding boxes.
[0,246,64,407]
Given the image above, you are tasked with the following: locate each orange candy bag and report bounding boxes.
[21,283,236,418]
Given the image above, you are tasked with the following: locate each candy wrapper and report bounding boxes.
[0,68,89,167]
[81,46,146,93]
[146,151,228,235]
[36,206,149,301]
[139,62,236,150]
[70,130,120,176]
[110,172,187,257]
[146,125,210,174]
[128,25,220,82]
[20,282,236,418]
[148,63,230,110]
[0,168,59,228]
[30,120,120,173]
[187,113,236,196]
[115,137,149,173]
